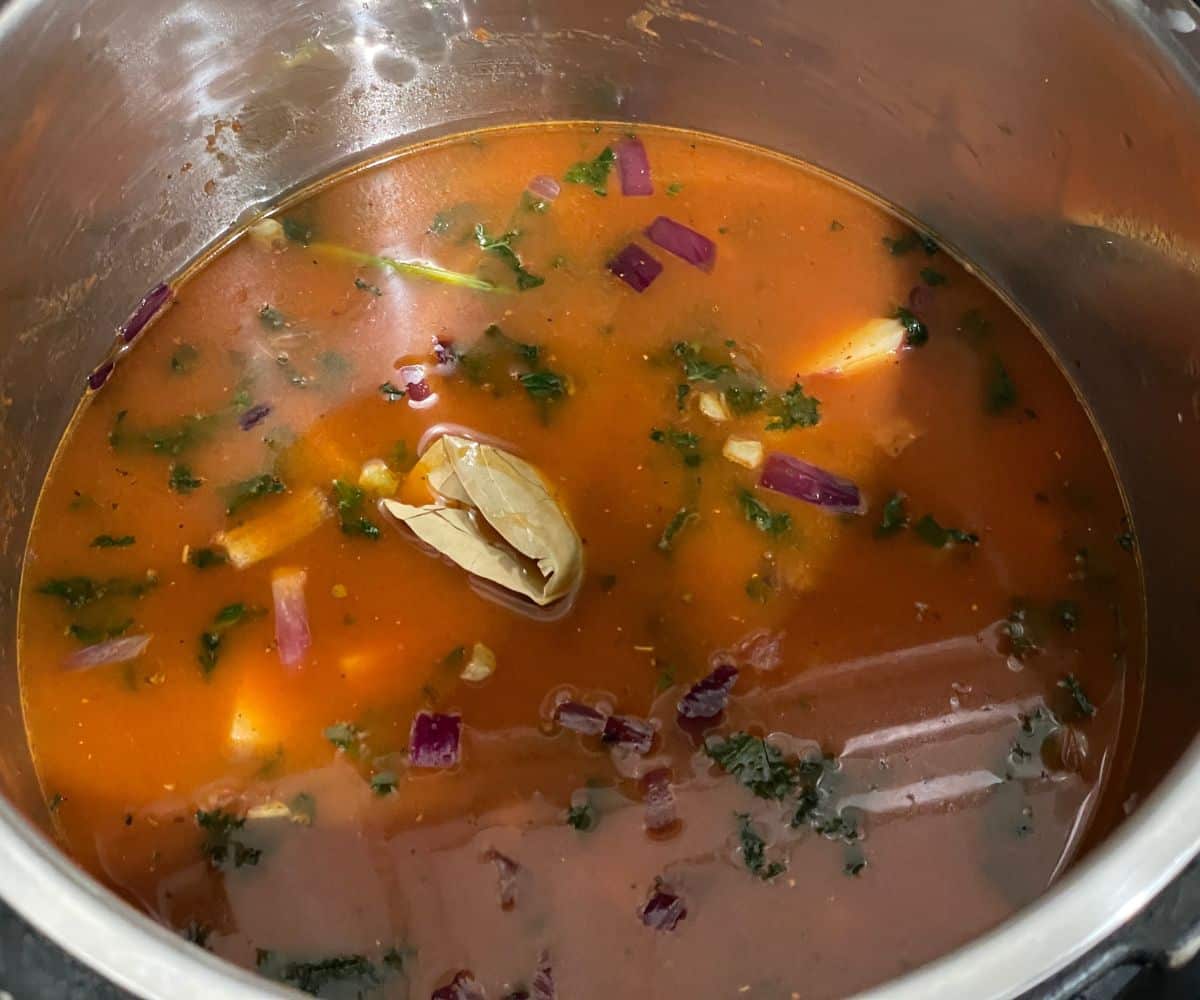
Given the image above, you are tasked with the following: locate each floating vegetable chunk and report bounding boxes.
[798,317,906,376]
[382,435,583,606]
[214,487,333,569]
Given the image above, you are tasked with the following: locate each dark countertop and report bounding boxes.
[0,860,1197,999]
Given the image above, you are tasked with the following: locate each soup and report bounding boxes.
[17,124,1143,998]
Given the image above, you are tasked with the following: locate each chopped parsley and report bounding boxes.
[913,514,978,548]
[474,224,545,291]
[110,410,220,457]
[256,952,385,996]
[919,267,947,287]
[1053,600,1080,632]
[882,231,939,256]
[666,181,683,197]
[196,808,261,870]
[658,507,698,552]
[563,146,615,196]
[745,574,775,603]
[324,721,363,752]
[258,305,287,330]
[379,381,407,402]
[354,276,383,296]
[38,574,156,609]
[672,341,732,382]
[765,381,820,431]
[198,602,260,676]
[675,383,691,411]
[649,427,702,467]
[189,546,227,569]
[1004,605,1039,660]
[90,534,135,548]
[1060,673,1097,719]
[68,619,133,644]
[332,480,381,540]
[519,369,568,401]
[738,490,791,537]
[829,219,845,232]
[280,216,315,245]
[428,209,455,235]
[725,381,769,415]
[894,306,928,347]
[567,800,596,831]
[1117,530,1135,553]
[875,493,909,537]
[169,463,203,494]
[223,473,285,515]
[735,812,786,880]
[985,356,1018,413]
[370,770,398,796]
[706,732,798,800]
[169,343,200,374]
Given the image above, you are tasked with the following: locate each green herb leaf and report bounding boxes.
[1059,673,1097,719]
[920,267,947,287]
[765,382,820,431]
[259,953,384,996]
[829,219,845,232]
[519,370,568,401]
[323,721,363,752]
[38,575,156,610]
[566,800,596,831]
[370,770,398,796]
[196,808,261,870]
[68,618,133,644]
[649,427,702,467]
[379,381,407,402]
[281,217,315,246]
[354,276,383,296]
[745,574,774,603]
[169,464,203,494]
[90,534,135,548]
[672,341,732,383]
[725,381,769,415]
[985,356,1018,414]
[1053,599,1080,632]
[894,306,928,347]
[474,224,545,291]
[913,514,977,548]
[882,231,939,256]
[563,146,615,196]
[189,546,227,569]
[1004,605,1039,660]
[735,812,786,880]
[875,493,909,537]
[224,474,285,515]
[666,181,683,197]
[1117,530,1135,553]
[198,602,261,676]
[738,490,791,537]
[333,480,382,540]
[675,383,691,411]
[706,732,798,800]
[169,343,200,375]
[658,507,698,552]
[259,305,287,330]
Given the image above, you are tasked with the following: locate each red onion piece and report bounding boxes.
[759,452,864,514]
[410,711,462,768]
[527,175,561,202]
[121,283,173,343]
[406,379,433,402]
[271,568,310,669]
[530,953,555,1000]
[730,628,784,672]
[645,216,716,270]
[676,664,738,722]
[239,403,272,431]
[615,137,653,196]
[64,634,152,671]
[641,887,687,931]
[607,243,663,293]
[602,714,654,754]
[485,849,520,911]
[553,700,607,736]
[87,360,115,391]
[432,337,458,374]
[398,364,434,404]
[432,972,486,1000]
[641,768,679,835]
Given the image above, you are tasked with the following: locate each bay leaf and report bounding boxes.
[382,435,582,605]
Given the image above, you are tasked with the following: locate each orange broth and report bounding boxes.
[17,124,1143,998]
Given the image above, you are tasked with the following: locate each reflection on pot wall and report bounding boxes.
[1,0,1199,940]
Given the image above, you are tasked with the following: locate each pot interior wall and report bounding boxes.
[1,0,1199,949]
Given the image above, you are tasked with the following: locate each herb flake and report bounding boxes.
[564,146,616,196]
[738,490,791,537]
[706,732,798,800]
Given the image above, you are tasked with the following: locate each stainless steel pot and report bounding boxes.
[2,0,1200,996]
